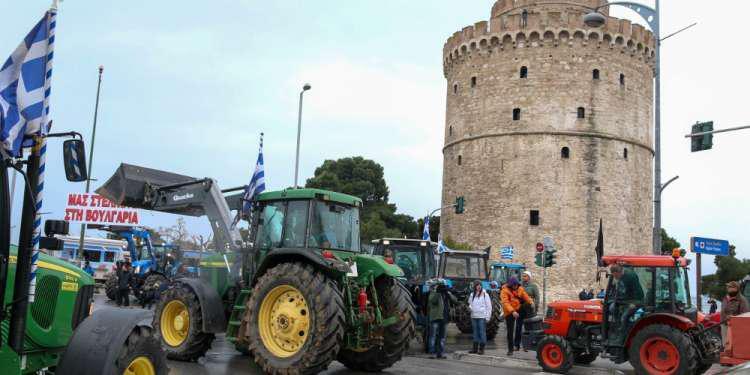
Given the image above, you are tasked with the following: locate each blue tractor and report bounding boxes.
[99,225,182,302]
[490,262,526,287]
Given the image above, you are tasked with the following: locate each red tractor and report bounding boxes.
[532,252,721,374]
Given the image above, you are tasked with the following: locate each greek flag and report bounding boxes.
[422,216,430,241]
[437,237,449,254]
[0,10,56,158]
[241,133,266,217]
[501,246,514,260]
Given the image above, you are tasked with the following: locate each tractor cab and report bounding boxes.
[438,248,496,293]
[490,262,526,287]
[371,238,436,285]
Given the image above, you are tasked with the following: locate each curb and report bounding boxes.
[451,351,626,375]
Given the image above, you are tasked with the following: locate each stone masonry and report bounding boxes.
[441,0,654,301]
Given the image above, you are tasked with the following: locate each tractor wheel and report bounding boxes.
[536,335,574,374]
[573,351,599,365]
[116,326,169,375]
[153,282,215,361]
[144,273,168,291]
[247,262,344,374]
[486,292,503,340]
[454,303,473,334]
[628,324,698,375]
[105,273,119,301]
[338,277,416,371]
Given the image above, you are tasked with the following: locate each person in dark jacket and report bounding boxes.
[721,281,750,344]
[579,289,589,301]
[708,299,718,315]
[427,280,456,359]
[116,262,133,307]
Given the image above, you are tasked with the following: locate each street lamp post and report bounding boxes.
[584,1,663,255]
[294,83,312,189]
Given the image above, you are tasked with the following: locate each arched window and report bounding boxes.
[623,148,628,159]
[453,83,458,94]
[593,69,600,80]
[513,108,521,121]
[520,66,528,79]
[561,147,570,159]
[620,73,625,86]
[471,76,477,88]
[577,107,585,119]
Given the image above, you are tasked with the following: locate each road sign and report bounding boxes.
[543,236,554,249]
[690,237,730,256]
[536,242,544,252]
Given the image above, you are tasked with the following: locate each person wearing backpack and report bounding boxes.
[468,280,493,355]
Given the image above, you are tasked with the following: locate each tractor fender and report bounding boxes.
[253,248,352,284]
[57,307,153,375]
[172,277,227,333]
[625,312,696,347]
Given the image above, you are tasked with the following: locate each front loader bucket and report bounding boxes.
[96,163,196,209]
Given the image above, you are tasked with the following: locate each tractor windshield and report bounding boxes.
[386,245,434,281]
[309,201,360,252]
[443,255,486,279]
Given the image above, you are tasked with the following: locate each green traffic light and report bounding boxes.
[535,252,543,267]
[691,121,713,152]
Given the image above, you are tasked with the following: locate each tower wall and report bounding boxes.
[441,0,655,300]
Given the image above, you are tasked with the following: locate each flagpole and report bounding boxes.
[77,65,103,264]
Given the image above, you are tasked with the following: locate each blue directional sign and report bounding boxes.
[690,237,730,256]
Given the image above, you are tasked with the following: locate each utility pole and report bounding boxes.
[77,66,103,264]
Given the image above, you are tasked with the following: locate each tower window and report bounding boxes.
[449,126,453,136]
[457,155,462,165]
[577,107,585,119]
[623,148,628,159]
[593,69,600,80]
[530,210,540,226]
[513,108,521,121]
[520,66,528,79]
[561,147,570,159]
[471,76,477,88]
[619,73,625,86]
[453,83,458,94]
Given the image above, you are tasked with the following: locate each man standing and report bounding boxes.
[427,280,456,359]
[116,262,133,307]
[521,271,539,315]
[721,281,750,344]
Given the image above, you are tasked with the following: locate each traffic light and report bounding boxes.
[535,252,544,267]
[544,248,557,267]
[691,121,713,152]
[455,196,465,214]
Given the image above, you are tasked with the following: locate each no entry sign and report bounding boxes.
[64,193,140,225]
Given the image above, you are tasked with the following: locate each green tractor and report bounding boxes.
[97,164,416,373]
[1,138,167,374]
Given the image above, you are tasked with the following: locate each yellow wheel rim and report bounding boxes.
[124,356,155,375]
[258,285,310,358]
[160,300,189,347]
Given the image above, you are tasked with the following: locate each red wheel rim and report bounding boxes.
[541,343,563,368]
[639,337,680,374]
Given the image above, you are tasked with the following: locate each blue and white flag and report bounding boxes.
[240,133,266,218]
[500,245,514,260]
[422,216,430,241]
[1,10,56,158]
[437,238,450,254]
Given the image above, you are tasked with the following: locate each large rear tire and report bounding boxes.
[116,326,169,375]
[152,282,215,361]
[338,277,416,371]
[105,273,118,301]
[536,335,574,374]
[486,292,503,340]
[628,324,697,375]
[454,303,473,334]
[247,262,344,374]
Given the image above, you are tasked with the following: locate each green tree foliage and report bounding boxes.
[660,229,681,255]
[701,245,750,299]
[306,157,419,242]
[442,235,473,251]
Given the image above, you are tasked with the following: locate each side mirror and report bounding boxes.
[63,139,88,182]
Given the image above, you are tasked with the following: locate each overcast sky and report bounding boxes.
[4,1,749,278]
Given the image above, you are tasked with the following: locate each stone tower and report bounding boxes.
[441,0,655,300]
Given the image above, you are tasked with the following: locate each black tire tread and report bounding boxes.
[486,292,503,340]
[152,282,215,361]
[627,324,698,375]
[115,325,169,374]
[104,273,118,301]
[536,335,574,374]
[338,278,416,372]
[454,303,473,334]
[247,262,344,375]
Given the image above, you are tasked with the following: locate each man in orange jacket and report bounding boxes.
[501,277,533,355]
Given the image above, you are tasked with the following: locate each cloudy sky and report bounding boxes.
[4,1,749,277]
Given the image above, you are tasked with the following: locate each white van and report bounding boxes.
[51,235,128,282]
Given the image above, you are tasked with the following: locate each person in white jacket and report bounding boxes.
[468,280,493,354]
